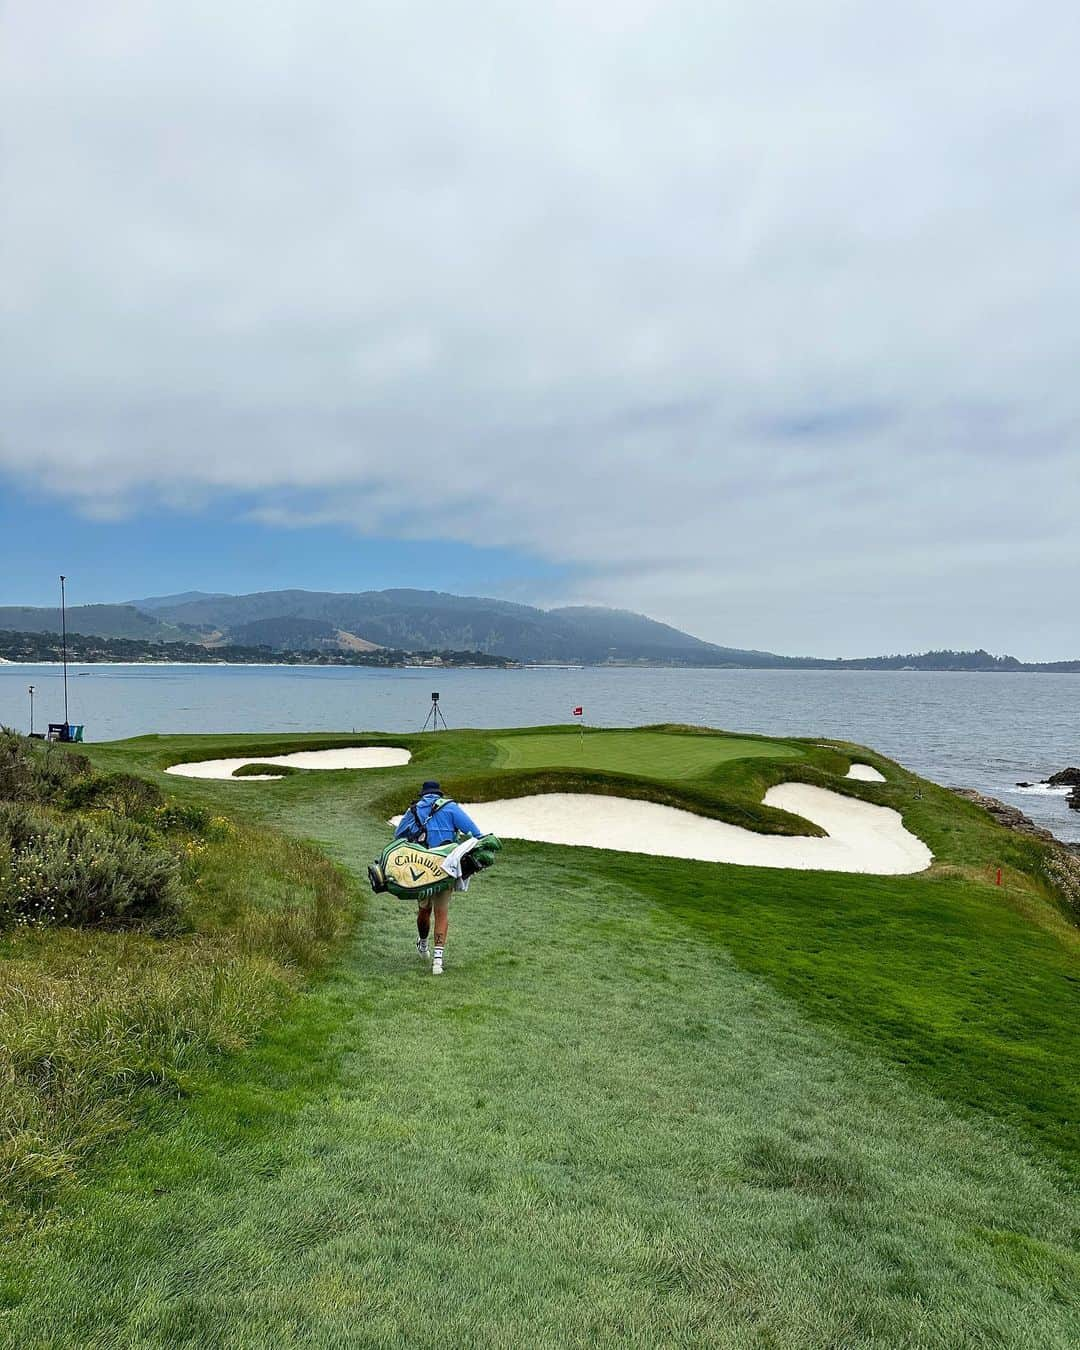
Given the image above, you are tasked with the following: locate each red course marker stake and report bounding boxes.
[996,867,1002,886]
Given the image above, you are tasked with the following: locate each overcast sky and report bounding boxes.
[2,2,1077,658]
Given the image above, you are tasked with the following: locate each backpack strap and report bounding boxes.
[406,796,451,847]
[403,800,421,841]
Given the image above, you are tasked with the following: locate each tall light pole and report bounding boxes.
[59,574,69,729]
[28,685,35,736]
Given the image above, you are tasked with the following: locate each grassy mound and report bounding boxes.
[232,762,299,777]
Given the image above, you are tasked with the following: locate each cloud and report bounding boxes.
[1,1,1077,657]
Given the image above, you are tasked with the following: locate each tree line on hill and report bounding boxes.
[0,588,1076,670]
[0,630,514,668]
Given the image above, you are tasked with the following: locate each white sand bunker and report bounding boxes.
[166,747,411,781]
[460,783,931,875]
[846,762,886,782]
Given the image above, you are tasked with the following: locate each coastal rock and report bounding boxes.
[1046,767,1080,786]
[1068,787,1079,811]
[947,788,1056,841]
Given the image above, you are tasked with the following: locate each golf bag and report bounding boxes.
[368,833,502,901]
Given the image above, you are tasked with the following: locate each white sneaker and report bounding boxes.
[416,938,429,958]
[431,954,444,976]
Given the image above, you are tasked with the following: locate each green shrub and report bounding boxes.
[0,803,180,930]
[0,728,92,805]
[231,762,298,777]
[150,800,216,835]
[62,770,165,819]
[57,766,224,840]
[0,728,35,802]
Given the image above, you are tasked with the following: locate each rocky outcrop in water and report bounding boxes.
[1042,769,1080,809]
[1014,768,1079,790]
[1043,769,1080,810]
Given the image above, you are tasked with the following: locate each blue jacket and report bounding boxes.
[394,792,483,848]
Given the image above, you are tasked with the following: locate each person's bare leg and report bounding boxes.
[416,901,431,957]
[432,891,450,947]
[431,889,451,974]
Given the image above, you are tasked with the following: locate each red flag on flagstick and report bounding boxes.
[573,706,583,717]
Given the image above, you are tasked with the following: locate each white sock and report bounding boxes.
[433,946,444,961]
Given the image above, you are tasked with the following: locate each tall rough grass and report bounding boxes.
[0,929,285,1199]
[1,825,353,1208]
[0,733,355,1210]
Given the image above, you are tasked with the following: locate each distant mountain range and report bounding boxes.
[0,588,1076,671]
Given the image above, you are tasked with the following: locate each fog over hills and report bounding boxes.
[0,589,1076,670]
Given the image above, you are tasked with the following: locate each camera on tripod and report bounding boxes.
[423,690,448,731]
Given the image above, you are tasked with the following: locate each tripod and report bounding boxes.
[422,691,449,732]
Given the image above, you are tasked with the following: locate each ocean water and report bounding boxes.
[1,663,1077,842]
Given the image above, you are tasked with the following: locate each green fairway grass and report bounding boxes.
[2,725,1078,1347]
[494,727,801,778]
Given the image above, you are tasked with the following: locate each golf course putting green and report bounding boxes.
[494,728,800,777]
